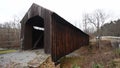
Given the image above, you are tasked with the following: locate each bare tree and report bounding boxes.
[0,16,21,48]
[83,9,109,48]
[82,13,89,33]
[83,13,96,35]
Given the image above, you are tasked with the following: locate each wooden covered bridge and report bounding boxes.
[20,3,89,62]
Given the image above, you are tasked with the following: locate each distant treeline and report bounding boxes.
[100,19,120,36]
[0,22,20,49]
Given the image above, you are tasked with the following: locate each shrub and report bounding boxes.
[72,64,80,68]
[92,63,104,68]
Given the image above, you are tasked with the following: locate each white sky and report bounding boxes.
[0,0,120,29]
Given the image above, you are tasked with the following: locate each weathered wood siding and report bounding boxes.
[20,3,52,53]
[51,13,89,62]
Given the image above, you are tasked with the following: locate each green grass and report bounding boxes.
[92,63,104,68]
[72,64,81,68]
[0,50,17,54]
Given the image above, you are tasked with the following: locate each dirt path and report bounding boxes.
[0,49,50,68]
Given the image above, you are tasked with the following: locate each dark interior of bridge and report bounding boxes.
[26,15,44,49]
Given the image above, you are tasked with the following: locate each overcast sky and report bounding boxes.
[0,0,120,29]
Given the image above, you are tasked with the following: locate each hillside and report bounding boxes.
[100,19,120,36]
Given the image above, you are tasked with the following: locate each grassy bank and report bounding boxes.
[0,49,17,54]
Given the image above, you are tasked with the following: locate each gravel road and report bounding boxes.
[0,49,50,68]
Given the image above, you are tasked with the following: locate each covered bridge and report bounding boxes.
[20,3,89,62]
